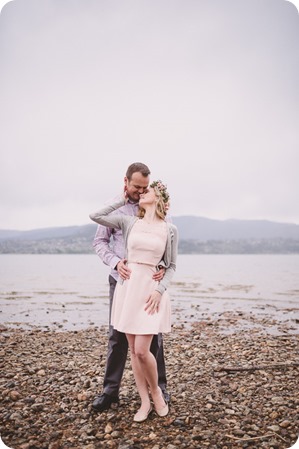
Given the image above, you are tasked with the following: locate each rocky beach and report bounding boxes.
[1,309,298,449]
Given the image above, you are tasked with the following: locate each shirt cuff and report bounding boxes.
[110,256,121,270]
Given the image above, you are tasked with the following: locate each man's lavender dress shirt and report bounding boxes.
[92,197,139,281]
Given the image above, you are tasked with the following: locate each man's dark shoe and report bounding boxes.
[92,393,119,412]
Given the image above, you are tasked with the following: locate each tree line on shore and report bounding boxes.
[1,236,299,254]
[1,218,299,254]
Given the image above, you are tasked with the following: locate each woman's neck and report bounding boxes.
[142,206,161,223]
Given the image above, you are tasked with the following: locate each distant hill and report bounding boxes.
[0,217,299,254]
[0,224,97,254]
[174,216,299,240]
[0,224,95,241]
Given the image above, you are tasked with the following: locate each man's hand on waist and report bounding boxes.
[152,265,166,282]
[116,259,131,280]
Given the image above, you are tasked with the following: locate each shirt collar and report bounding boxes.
[128,199,138,206]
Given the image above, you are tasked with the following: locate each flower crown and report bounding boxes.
[150,180,170,206]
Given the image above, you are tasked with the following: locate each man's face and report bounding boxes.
[125,172,150,202]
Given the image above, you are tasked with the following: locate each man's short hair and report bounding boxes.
[126,162,151,180]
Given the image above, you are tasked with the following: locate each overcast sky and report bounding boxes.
[0,0,298,230]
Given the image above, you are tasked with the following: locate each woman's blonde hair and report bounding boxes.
[138,180,170,220]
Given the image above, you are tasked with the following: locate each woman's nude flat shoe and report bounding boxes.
[133,406,153,423]
[155,402,169,417]
[153,386,169,417]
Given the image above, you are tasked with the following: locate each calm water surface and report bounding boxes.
[0,254,298,331]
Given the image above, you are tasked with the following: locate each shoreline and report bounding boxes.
[1,298,299,335]
[1,318,298,449]
[1,253,299,335]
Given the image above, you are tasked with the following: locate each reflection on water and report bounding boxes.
[0,254,298,333]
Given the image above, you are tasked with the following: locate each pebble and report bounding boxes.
[1,322,298,449]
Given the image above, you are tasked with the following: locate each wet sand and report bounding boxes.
[1,285,299,335]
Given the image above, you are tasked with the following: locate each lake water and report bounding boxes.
[0,254,298,333]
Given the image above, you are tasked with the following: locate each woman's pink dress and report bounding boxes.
[111,219,171,335]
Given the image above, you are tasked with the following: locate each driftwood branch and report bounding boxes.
[226,432,287,443]
[216,362,299,373]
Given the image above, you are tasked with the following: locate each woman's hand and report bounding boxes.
[152,266,165,282]
[116,259,131,280]
[123,185,129,203]
[144,291,162,315]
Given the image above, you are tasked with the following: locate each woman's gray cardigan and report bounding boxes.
[89,198,178,295]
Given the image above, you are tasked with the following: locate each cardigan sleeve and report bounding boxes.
[155,224,178,295]
[89,197,127,229]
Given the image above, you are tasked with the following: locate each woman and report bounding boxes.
[89,180,178,422]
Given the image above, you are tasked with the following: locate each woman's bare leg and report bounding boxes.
[133,334,166,411]
[126,333,151,413]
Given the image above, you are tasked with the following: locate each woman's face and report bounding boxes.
[139,187,157,206]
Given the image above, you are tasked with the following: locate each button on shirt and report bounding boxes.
[92,198,139,281]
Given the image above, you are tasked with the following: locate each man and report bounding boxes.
[92,162,169,412]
